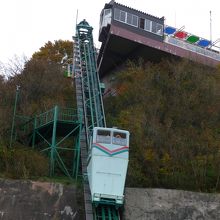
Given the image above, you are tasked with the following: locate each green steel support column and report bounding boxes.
[102,206,106,220]
[85,43,98,126]
[75,20,106,132]
[32,116,37,148]
[75,110,83,179]
[50,105,58,176]
[73,129,80,179]
[10,85,20,148]
[72,127,78,178]
[72,138,77,178]
[84,44,95,129]
[112,208,116,220]
[53,150,72,178]
[76,115,82,179]
[108,207,112,220]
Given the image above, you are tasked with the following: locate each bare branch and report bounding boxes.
[2,55,28,78]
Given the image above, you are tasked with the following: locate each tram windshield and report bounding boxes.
[96,129,111,144]
[96,129,128,146]
[113,132,127,146]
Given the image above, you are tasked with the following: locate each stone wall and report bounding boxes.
[2,179,220,220]
[124,188,220,220]
[0,179,84,220]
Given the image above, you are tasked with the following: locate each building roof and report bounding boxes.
[111,1,164,20]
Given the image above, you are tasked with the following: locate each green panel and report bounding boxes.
[99,83,105,89]
[186,35,199,43]
[64,71,68,77]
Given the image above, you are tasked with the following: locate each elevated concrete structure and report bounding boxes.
[98,1,220,77]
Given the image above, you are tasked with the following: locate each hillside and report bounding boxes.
[0,40,75,179]
[104,59,220,192]
[1,41,220,193]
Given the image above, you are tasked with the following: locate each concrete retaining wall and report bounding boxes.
[2,179,220,220]
[0,179,84,220]
[124,188,220,220]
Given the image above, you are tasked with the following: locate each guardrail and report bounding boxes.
[164,36,220,61]
[16,106,81,136]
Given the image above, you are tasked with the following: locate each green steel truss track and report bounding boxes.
[94,206,121,220]
[73,20,120,220]
[74,19,106,141]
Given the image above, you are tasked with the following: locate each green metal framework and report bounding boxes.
[11,18,121,220]
[73,20,120,220]
[15,105,82,179]
[94,205,120,220]
[74,19,106,137]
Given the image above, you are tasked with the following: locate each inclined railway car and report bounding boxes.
[87,127,129,206]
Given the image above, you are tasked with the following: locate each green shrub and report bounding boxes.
[0,145,49,179]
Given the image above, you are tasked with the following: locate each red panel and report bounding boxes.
[174,31,187,39]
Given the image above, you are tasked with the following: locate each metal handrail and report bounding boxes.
[17,107,81,136]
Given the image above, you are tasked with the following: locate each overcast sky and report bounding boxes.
[0,0,219,63]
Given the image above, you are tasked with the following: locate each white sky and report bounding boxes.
[0,0,219,63]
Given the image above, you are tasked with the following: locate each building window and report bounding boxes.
[114,8,138,27]
[104,9,111,16]
[120,10,126,22]
[114,8,163,36]
[139,18,145,29]
[114,8,120,20]
[145,19,152,32]
[127,12,132,24]
[131,14,138,27]
[156,23,163,36]
[127,12,138,27]
[151,21,157,34]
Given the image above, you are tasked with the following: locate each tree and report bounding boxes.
[32,40,73,63]
[0,40,75,178]
[0,40,75,141]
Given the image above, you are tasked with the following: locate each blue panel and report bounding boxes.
[164,26,176,35]
[198,39,211,47]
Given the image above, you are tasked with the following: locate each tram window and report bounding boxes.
[139,18,145,29]
[96,130,111,144]
[113,132,127,146]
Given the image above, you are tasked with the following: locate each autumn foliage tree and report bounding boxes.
[0,40,74,178]
[0,40,74,132]
[104,59,220,192]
